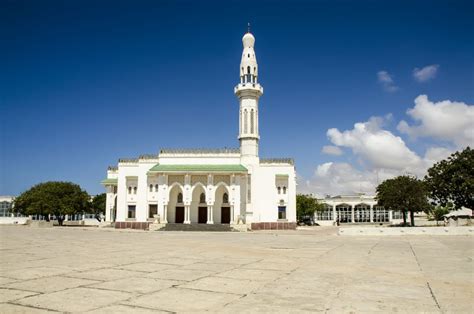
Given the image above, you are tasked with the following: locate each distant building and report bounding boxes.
[444,207,473,226]
[101,30,297,230]
[314,194,403,225]
[0,196,14,217]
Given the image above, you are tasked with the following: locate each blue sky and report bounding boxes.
[1,0,473,196]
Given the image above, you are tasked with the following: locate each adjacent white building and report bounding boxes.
[102,30,297,230]
[314,195,404,226]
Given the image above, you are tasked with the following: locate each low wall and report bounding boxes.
[251,222,297,230]
[339,226,474,236]
[0,217,29,225]
[114,221,150,230]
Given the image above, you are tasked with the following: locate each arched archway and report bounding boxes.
[336,203,352,223]
[354,203,370,223]
[168,183,184,223]
[191,184,207,223]
[214,183,231,224]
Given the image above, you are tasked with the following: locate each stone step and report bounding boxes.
[159,223,233,232]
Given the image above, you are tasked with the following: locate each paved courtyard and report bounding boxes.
[0,226,473,313]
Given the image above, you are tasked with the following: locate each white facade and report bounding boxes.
[314,195,404,226]
[102,31,296,227]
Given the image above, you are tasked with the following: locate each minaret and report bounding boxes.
[235,26,263,165]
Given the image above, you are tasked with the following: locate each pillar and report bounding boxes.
[370,205,374,223]
[351,206,354,223]
[184,205,191,224]
[332,205,336,222]
[230,205,235,224]
[207,205,214,224]
[163,204,168,223]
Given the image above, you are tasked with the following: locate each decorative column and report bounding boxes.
[207,205,214,224]
[184,205,191,224]
[370,205,374,223]
[351,206,355,223]
[163,204,168,223]
[332,204,336,223]
[230,205,235,224]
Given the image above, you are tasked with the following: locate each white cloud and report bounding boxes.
[327,116,421,170]
[298,162,404,198]
[321,145,343,156]
[413,64,439,82]
[397,95,474,147]
[377,70,399,92]
[299,162,375,197]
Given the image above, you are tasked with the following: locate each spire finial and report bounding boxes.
[247,22,251,33]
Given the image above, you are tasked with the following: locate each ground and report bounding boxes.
[0,226,472,313]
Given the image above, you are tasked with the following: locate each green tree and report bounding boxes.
[14,181,90,225]
[376,175,431,226]
[431,205,452,226]
[296,194,323,222]
[90,193,106,221]
[425,147,474,209]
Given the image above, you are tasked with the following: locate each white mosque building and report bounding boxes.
[102,30,297,230]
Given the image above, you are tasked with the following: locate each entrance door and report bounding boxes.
[221,207,230,224]
[175,207,184,223]
[198,207,207,224]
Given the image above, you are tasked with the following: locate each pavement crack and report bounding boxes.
[409,242,423,271]
[7,301,61,312]
[426,282,442,312]
[367,241,379,255]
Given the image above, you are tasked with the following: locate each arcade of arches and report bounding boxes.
[164,183,233,224]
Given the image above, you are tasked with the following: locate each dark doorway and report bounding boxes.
[221,207,230,224]
[149,205,158,219]
[175,206,184,223]
[198,207,207,224]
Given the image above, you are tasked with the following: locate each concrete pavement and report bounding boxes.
[0,226,472,313]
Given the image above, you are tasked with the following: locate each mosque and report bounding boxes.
[101,30,297,230]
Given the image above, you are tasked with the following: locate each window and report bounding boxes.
[199,193,206,204]
[177,193,183,203]
[244,109,248,133]
[315,205,333,221]
[223,193,229,203]
[133,187,137,194]
[393,210,403,219]
[149,205,158,218]
[128,205,136,219]
[278,206,286,219]
[277,187,281,194]
[283,186,287,194]
[354,204,370,223]
[155,184,159,192]
[149,184,153,192]
[128,186,132,194]
[373,206,388,222]
[336,204,352,223]
[250,109,254,133]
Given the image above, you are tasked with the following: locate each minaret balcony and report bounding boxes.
[234,83,263,96]
[238,134,260,140]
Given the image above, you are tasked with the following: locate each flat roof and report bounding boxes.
[148,164,247,173]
